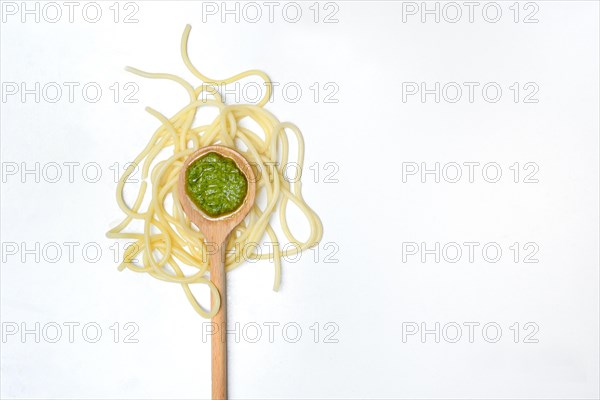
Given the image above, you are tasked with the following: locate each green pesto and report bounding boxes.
[185,152,248,218]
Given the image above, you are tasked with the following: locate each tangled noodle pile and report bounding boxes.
[107,25,323,318]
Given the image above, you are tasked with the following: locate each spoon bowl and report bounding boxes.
[178,145,256,243]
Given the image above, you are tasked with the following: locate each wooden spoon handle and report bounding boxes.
[210,242,227,400]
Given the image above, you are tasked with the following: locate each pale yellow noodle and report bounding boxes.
[107,25,323,318]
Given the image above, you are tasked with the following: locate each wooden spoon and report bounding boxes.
[178,145,256,400]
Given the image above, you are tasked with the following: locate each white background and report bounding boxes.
[1,1,599,399]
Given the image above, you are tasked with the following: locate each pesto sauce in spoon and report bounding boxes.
[185,152,248,218]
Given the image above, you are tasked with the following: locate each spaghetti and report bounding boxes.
[106,25,323,318]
